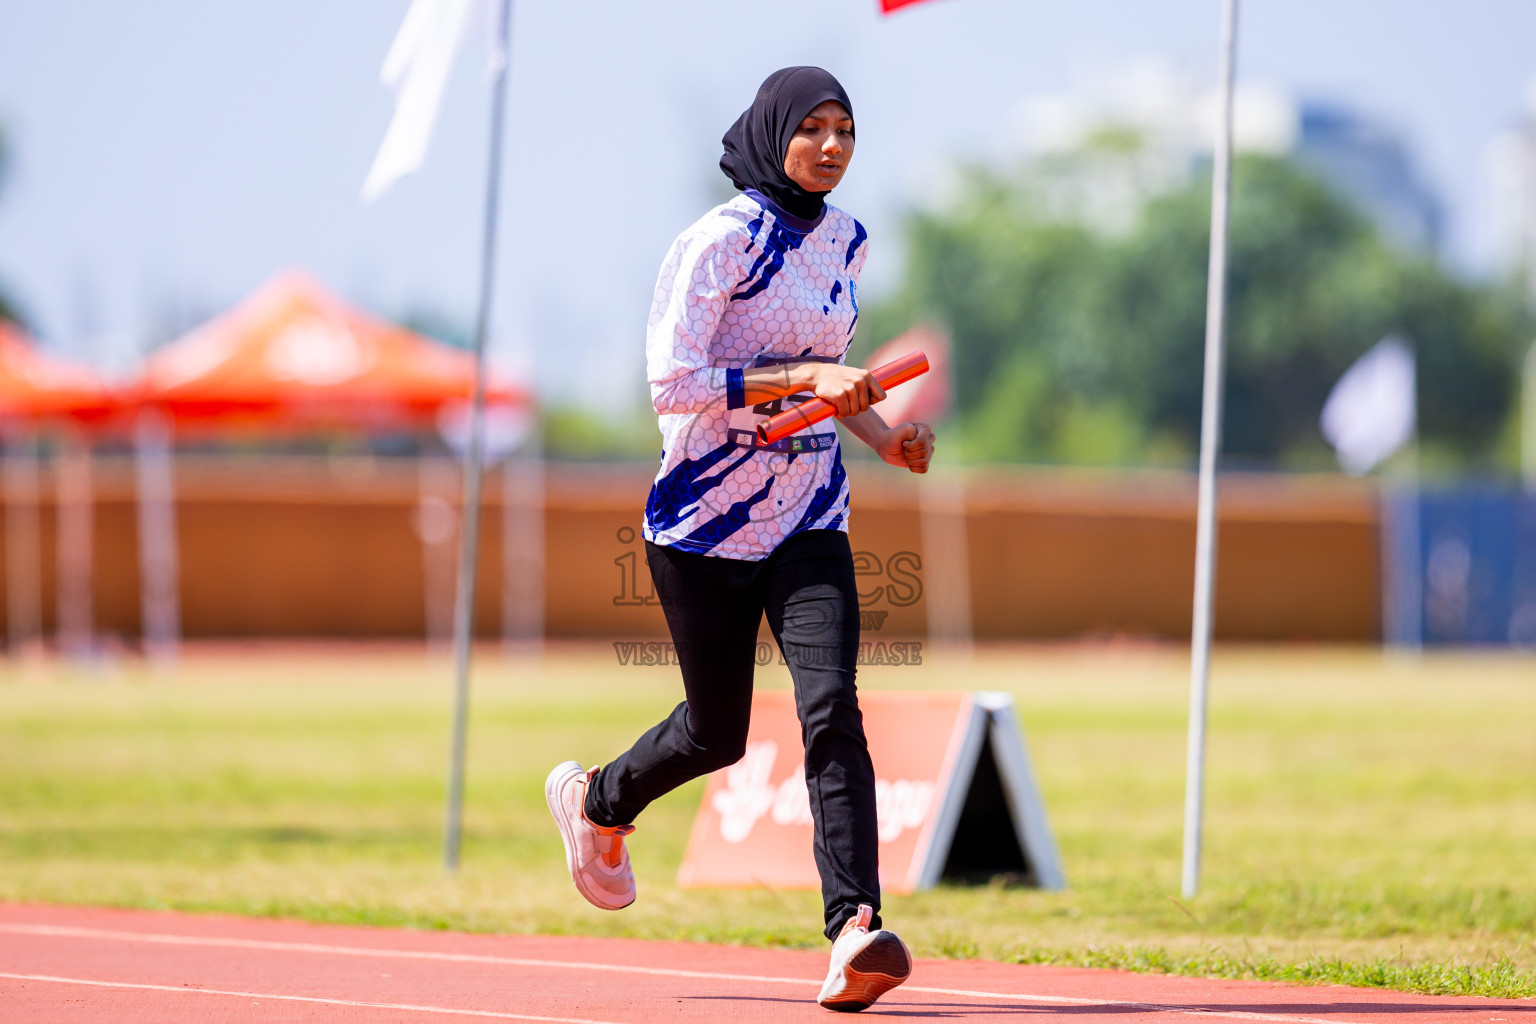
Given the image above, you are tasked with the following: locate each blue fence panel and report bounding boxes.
[1383,487,1536,649]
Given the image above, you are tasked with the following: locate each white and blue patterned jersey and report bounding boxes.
[642,189,870,560]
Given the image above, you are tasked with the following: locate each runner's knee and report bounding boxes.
[682,710,751,771]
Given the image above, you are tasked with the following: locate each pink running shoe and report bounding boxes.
[544,761,636,911]
[816,904,912,1012]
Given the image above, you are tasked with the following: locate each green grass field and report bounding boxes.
[1,643,1533,998]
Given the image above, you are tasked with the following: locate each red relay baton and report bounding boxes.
[756,350,930,446]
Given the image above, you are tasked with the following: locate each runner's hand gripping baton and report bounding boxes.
[755,350,930,446]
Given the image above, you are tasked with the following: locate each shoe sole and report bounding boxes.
[819,933,912,1012]
[544,761,634,912]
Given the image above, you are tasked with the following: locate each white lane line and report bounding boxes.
[903,986,1341,1024]
[902,983,1343,1024]
[0,923,812,986]
[0,922,1345,1024]
[0,972,624,1024]
[909,994,1345,1024]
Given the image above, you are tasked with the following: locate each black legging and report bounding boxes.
[584,529,881,940]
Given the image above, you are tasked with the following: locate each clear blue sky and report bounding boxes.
[0,0,1531,408]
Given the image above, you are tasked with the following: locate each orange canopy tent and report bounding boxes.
[130,271,530,429]
[119,271,538,662]
[0,321,115,422]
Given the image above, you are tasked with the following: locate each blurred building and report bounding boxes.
[1484,75,1536,486]
[1015,59,1443,253]
[1291,102,1442,253]
[1487,75,1536,298]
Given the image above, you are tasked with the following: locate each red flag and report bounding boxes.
[864,325,951,426]
[879,0,944,13]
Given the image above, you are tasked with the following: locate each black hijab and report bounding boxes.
[720,66,854,223]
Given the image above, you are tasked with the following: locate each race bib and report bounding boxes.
[726,394,838,453]
[724,355,841,453]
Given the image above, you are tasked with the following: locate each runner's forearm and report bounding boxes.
[840,409,890,450]
[739,362,822,405]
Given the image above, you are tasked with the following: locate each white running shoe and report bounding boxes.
[816,904,912,1012]
[544,761,636,911]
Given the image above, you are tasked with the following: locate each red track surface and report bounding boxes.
[1,904,1530,1023]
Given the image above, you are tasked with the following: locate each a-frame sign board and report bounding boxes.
[678,691,1064,893]
[919,692,1065,889]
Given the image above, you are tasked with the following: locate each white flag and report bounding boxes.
[361,0,484,203]
[1320,335,1416,476]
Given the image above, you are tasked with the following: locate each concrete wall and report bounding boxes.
[0,456,1380,644]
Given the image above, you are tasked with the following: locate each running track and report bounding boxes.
[1,904,1530,1022]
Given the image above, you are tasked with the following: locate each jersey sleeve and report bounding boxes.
[645,228,748,416]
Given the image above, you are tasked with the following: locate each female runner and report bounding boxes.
[547,66,935,1013]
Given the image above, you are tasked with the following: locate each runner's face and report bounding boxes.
[781,101,854,193]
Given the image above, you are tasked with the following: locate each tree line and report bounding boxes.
[857,153,1533,473]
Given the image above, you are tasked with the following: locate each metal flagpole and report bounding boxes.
[4,427,43,656]
[1181,0,1239,900]
[56,424,96,658]
[444,0,513,873]
[135,410,181,665]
